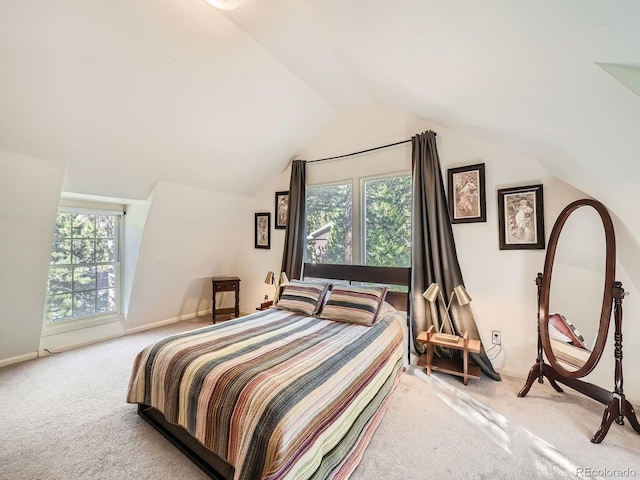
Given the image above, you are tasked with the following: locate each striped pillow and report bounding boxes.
[319,285,388,326]
[277,280,330,316]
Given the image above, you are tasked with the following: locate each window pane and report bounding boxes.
[74,291,96,317]
[97,265,116,289]
[364,175,411,268]
[96,239,116,263]
[72,238,95,264]
[48,266,72,295]
[305,184,352,264]
[46,210,121,323]
[97,288,116,314]
[73,266,96,292]
[95,215,115,238]
[51,239,71,265]
[55,213,72,238]
[72,214,96,238]
[46,294,73,322]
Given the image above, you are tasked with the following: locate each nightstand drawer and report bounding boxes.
[214,281,237,292]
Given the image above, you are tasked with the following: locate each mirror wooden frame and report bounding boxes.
[518,198,640,443]
[539,199,615,378]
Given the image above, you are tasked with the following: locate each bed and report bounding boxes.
[127,263,410,480]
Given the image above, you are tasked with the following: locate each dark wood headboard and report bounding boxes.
[302,263,411,312]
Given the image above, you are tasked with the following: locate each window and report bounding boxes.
[305,183,353,264]
[363,175,411,268]
[305,174,411,268]
[45,210,121,324]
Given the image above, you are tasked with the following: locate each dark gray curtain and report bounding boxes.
[281,160,306,280]
[410,131,500,381]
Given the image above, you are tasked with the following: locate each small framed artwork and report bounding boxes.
[255,212,271,249]
[447,163,486,223]
[497,184,545,250]
[275,191,289,230]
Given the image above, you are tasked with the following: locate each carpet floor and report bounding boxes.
[1,318,638,480]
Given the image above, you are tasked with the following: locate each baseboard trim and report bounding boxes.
[38,331,126,357]
[125,309,212,335]
[2,310,213,368]
[495,368,527,382]
[0,351,39,368]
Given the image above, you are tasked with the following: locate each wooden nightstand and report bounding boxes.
[417,326,481,385]
[211,276,240,323]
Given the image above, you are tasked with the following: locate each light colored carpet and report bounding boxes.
[1,319,638,480]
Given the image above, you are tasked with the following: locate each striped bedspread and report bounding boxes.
[127,308,404,480]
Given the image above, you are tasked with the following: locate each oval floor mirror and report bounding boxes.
[518,198,640,443]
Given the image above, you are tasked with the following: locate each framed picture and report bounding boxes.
[447,163,486,223]
[255,212,270,249]
[497,184,545,250]
[275,191,289,230]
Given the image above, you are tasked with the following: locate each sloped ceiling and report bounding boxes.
[1,0,639,238]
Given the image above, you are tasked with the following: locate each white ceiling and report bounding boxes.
[1,0,639,229]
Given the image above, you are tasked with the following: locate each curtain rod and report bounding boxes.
[306,138,412,164]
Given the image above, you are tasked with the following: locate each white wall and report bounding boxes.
[239,104,640,399]
[0,152,65,365]
[124,181,254,330]
[0,170,258,361]
[122,200,151,318]
[38,196,142,354]
[234,170,292,313]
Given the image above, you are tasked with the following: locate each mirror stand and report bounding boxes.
[519,274,640,443]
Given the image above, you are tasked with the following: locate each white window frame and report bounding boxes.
[42,206,124,336]
[305,179,355,264]
[305,170,411,266]
[360,171,412,267]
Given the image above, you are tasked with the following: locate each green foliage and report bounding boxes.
[364,175,411,267]
[305,175,412,268]
[46,212,118,323]
[306,184,353,264]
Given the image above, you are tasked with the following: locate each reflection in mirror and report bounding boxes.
[547,206,606,371]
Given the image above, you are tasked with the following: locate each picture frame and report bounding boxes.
[497,184,545,250]
[447,163,486,223]
[254,212,271,249]
[275,191,289,230]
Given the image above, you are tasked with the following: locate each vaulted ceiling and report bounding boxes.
[1,1,639,237]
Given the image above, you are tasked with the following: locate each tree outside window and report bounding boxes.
[45,211,120,323]
[364,175,411,268]
[305,174,411,270]
[305,183,352,264]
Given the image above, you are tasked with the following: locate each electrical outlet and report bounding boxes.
[264,294,268,301]
[492,330,501,345]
